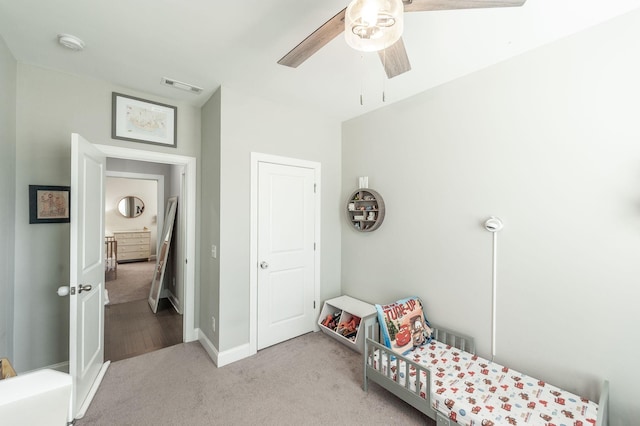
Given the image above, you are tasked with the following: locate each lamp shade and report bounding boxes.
[345,0,404,52]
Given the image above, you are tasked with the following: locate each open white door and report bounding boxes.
[69,133,109,421]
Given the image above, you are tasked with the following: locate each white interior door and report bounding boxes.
[257,162,316,350]
[69,133,109,421]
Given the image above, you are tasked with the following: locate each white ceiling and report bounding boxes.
[1,0,640,121]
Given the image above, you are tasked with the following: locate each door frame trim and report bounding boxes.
[95,144,197,342]
[249,152,321,355]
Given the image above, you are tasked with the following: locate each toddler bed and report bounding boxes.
[363,297,609,426]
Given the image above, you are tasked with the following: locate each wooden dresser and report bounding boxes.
[112,230,151,263]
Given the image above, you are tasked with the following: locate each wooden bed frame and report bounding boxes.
[363,323,609,426]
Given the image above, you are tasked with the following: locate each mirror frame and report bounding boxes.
[117,196,145,218]
[148,196,178,313]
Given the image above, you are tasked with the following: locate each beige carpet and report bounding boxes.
[79,331,434,426]
[105,261,155,305]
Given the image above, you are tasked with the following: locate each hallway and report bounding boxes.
[104,261,182,362]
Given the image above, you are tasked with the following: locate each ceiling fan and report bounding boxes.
[278,0,527,79]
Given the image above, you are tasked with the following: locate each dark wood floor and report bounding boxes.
[105,298,183,362]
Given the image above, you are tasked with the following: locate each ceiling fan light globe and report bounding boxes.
[345,0,403,52]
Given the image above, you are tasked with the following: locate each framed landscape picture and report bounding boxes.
[111,92,177,147]
[29,185,70,224]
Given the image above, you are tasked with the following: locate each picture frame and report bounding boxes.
[29,185,71,224]
[111,92,177,147]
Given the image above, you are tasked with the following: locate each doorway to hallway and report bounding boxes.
[103,168,183,361]
[96,143,198,357]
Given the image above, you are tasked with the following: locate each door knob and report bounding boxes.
[260,261,269,269]
[57,286,70,297]
[78,284,93,293]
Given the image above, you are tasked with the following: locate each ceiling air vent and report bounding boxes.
[161,77,203,95]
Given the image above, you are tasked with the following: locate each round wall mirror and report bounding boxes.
[117,196,145,218]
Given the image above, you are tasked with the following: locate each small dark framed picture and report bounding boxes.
[29,185,71,224]
[111,92,177,147]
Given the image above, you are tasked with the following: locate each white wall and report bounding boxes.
[106,177,158,255]
[0,36,16,360]
[200,86,342,352]
[13,63,201,371]
[342,9,640,424]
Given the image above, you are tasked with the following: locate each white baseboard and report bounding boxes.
[25,360,70,374]
[168,292,182,314]
[217,343,252,367]
[196,329,253,368]
[197,328,219,366]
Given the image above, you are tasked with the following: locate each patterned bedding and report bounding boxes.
[370,340,599,425]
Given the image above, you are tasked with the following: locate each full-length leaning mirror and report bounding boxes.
[148,196,178,313]
[117,196,145,218]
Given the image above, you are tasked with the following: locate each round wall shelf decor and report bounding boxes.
[346,188,385,232]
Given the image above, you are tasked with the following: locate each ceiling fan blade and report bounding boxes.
[378,38,411,79]
[278,8,347,68]
[404,0,526,13]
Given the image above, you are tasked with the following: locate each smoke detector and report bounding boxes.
[161,77,203,95]
[57,34,85,51]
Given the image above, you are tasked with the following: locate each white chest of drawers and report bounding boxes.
[112,230,151,263]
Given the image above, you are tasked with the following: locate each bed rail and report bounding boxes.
[363,324,437,418]
[429,324,475,354]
